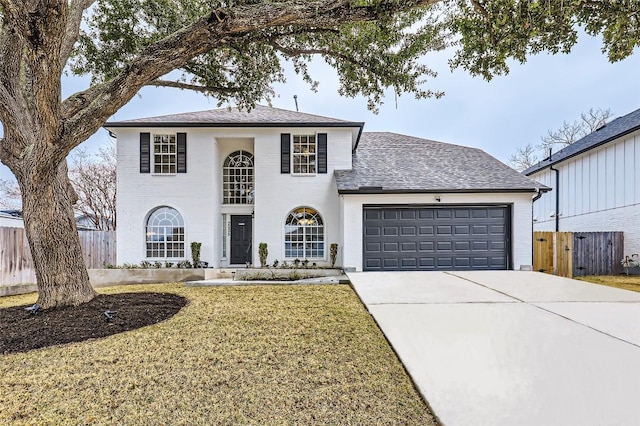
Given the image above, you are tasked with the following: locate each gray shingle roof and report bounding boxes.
[335,132,547,193]
[523,107,640,176]
[106,105,363,128]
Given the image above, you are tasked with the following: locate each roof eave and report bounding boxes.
[524,124,640,176]
[104,121,365,129]
[338,188,547,195]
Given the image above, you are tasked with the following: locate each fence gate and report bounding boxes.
[533,231,623,278]
[533,231,553,273]
[555,232,573,278]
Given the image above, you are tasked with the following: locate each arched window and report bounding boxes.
[285,207,324,259]
[223,150,254,204]
[146,207,185,258]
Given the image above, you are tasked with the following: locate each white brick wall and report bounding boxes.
[115,126,354,267]
[253,128,352,266]
[341,192,535,271]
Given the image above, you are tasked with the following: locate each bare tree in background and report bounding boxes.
[509,108,612,172]
[0,177,21,209]
[69,144,117,230]
[508,143,539,172]
[0,144,116,229]
[539,108,613,150]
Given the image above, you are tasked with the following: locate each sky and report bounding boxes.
[1,31,639,184]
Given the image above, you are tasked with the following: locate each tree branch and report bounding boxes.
[145,79,243,95]
[60,0,95,69]
[60,0,439,151]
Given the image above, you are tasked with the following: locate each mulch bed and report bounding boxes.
[0,292,187,355]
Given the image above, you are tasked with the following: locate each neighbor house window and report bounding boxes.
[285,207,324,258]
[153,134,177,174]
[223,150,254,204]
[292,135,316,174]
[146,206,185,258]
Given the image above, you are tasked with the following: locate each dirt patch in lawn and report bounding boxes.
[0,292,187,355]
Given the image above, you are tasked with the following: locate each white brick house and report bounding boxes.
[106,106,545,271]
[524,107,640,255]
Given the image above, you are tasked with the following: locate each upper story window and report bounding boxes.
[293,135,316,174]
[281,133,327,175]
[140,132,186,174]
[223,150,254,204]
[145,206,185,258]
[153,134,177,174]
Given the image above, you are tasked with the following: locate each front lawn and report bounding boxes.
[0,284,437,425]
[576,275,640,293]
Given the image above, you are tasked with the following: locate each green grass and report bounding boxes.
[0,284,437,425]
[576,275,640,293]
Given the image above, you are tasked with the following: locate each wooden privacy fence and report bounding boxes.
[533,231,624,278]
[1,227,116,287]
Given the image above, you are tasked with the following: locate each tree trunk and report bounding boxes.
[18,161,96,309]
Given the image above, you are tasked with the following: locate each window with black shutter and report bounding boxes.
[177,133,187,173]
[317,133,327,174]
[281,133,291,174]
[140,133,151,173]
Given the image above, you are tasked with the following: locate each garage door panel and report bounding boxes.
[454,241,470,251]
[364,226,381,236]
[419,226,434,235]
[418,209,435,219]
[437,225,452,235]
[401,226,417,236]
[437,210,452,219]
[365,242,381,252]
[400,210,416,220]
[383,258,400,268]
[454,225,470,235]
[419,241,435,252]
[363,205,509,271]
[401,242,417,252]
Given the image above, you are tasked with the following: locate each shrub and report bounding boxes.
[191,242,202,267]
[259,242,268,268]
[330,243,339,267]
[177,260,193,269]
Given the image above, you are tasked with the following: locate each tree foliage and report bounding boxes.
[448,0,640,79]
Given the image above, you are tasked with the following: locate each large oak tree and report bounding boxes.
[0,0,638,308]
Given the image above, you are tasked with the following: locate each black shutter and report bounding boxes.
[140,132,150,173]
[318,133,327,174]
[177,133,187,173]
[281,133,291,174]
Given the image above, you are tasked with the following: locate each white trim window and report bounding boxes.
[146,206,185,258]
[292,135,316,174]
[153,134,177,174]
[285,207,324,258]
[223,150,254,204]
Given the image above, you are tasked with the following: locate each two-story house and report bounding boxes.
[106,105,545,271]
[524,107,640,255]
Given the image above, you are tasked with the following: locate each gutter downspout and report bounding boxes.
[531,187,543,269]
[549,164,560,232]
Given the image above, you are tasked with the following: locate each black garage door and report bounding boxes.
[363,205,510,271]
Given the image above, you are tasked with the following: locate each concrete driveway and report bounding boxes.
[348,271,640,426]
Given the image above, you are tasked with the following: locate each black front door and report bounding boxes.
[230,215,252,265]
